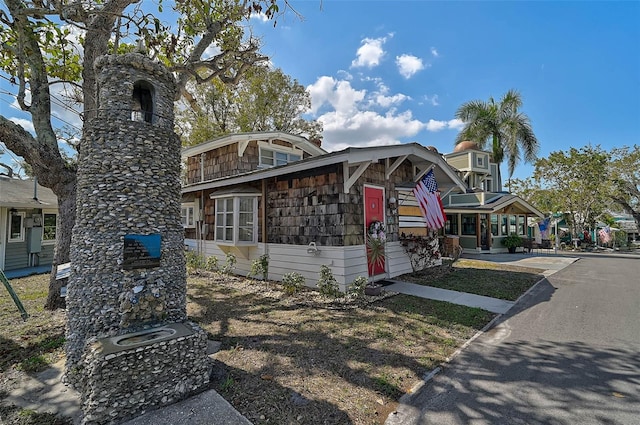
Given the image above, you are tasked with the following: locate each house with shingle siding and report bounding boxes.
[181,132,544,290]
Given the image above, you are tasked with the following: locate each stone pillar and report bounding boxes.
[65,53,209,424]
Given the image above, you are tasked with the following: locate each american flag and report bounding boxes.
[413,169,446,229]
[598,226,611,244]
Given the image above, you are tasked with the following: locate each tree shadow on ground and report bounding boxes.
[0,333,65,374]
[388,273,638,425]
[186,274,500,424]
[209,359,354,424]
[395,339,640,425]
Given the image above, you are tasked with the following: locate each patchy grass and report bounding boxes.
[0,404,70,425]
[2,263,531,425]
[188,273,494,424]
[0,274,68,425]
[398,258,545,301]
[0,275,66,374]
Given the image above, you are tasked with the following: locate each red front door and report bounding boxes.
[364,186,385,276]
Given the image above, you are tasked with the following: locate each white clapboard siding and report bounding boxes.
[185,239,415,292]
[386,241,414,277]
[186,240,372,291]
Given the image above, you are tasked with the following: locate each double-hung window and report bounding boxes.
[214,196,258,245]
[181,204,195,228]
[9,212,25,242]
[42,211,57,243]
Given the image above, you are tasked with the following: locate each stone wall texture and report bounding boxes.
[80,322,209,424]
[65,53,209,423]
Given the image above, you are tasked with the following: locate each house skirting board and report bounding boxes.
[184,240,417,291]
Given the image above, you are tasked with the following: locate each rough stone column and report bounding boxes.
[65,53,209,423]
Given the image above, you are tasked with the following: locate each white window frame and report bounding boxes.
[257,141,302,168]
[181,203,196,228]
[213,195,259,246]
[8,212,25,243]
[42,209,57,245]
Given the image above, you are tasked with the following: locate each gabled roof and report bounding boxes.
[182,142,468,195]
[445,192,544,217]
[0,177,58,208]
[181,131,327,159]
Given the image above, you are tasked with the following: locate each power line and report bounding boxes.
[0,91,82,131]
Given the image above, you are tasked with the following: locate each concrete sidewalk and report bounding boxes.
[384,280,515,314]
[3,348,252,425]
[384,252,579,314]
[460,251,580,277]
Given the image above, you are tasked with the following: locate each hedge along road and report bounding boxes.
[386,252,640,425]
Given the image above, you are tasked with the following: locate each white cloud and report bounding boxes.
[351,36,388,68]
[425,119,447,132]
[424,94,439,106]
[336,70,353,80]
[431,47,439,57]
[396,54,425,79]
[425,118,465,132]
[9,118,34,134]
[317,109,425,151]
[447,118,465,130]
[306,71,462,152]
[307,76,366,114]
[250,12,270,22]
[374,93,409,108]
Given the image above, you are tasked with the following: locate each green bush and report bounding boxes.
[204,255,219,272]
[221,252,237,275]
[248,254,269,280]
[186,250,205,271]
[282,272,305,295]
[501,234,523,249]
[317,265,342,298]
[348,276,368,297]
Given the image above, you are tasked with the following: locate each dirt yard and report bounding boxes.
[1,260,543,424]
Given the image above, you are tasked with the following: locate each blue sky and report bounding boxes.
[250,0,640,180]
[1,1,638,181]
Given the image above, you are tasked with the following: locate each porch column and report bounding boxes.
[476,213,482,249]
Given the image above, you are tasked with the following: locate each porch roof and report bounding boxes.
[444,193,544,218]
[182,143,468,195]
[0,177,57,208]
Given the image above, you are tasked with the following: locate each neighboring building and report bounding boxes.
[0,177,58,273]
[442,141,544,252]
[181,133,543,290]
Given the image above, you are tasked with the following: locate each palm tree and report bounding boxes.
[455,89,539,184]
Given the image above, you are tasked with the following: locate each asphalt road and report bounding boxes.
[386,252,640,425]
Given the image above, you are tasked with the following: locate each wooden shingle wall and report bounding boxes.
[264,159,417,247]
[265,164,356,246]
[185,143,259,184]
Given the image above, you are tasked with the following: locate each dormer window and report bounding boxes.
[131,80,154,123]
[258,141,302,168]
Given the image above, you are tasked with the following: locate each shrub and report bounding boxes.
[185,250,205,272]
[501,234,523,249]
[348,276,368,297]
[221,252,237,275]
[204,255,219,272]
[317,265,342,298]
[248,254,269,280]
[282,272,305,295]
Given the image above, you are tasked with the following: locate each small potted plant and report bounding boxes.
[502,234,523,253]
